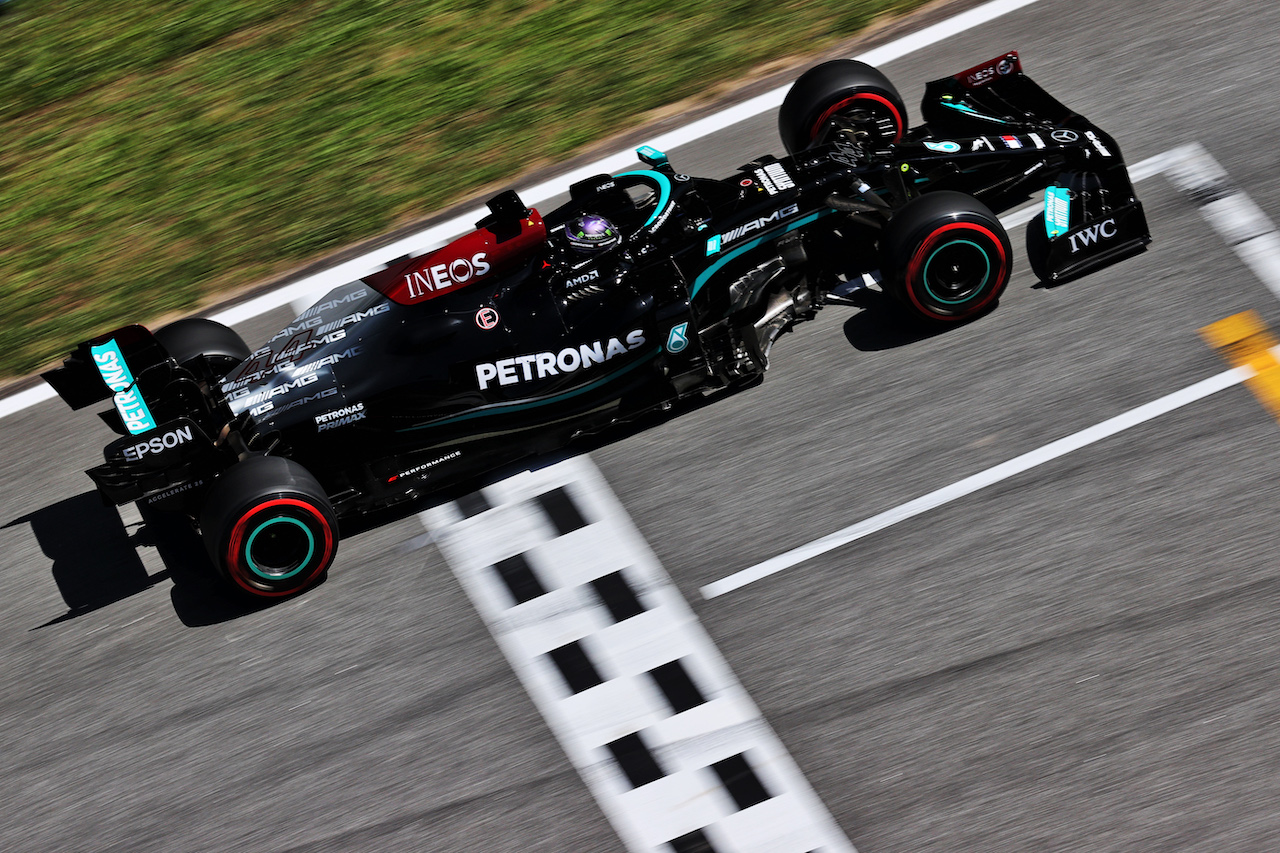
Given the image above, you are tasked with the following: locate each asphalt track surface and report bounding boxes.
[4,0,1280,849]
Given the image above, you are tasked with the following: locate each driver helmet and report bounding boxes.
[566,214,621,254]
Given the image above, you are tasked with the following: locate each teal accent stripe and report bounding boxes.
[90,338,157,435]
[1044,185,1072,238]
[690,210,834,299]
[922,239,990,304]
[90,339,136,389]
[399,348,662,432]
[940,101,1009,124]
[245,516,314,580]
[614,170,672,228]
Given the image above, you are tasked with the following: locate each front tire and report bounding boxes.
[778,59,907,155]
[881,191,1012,323]
[199,456,338,599]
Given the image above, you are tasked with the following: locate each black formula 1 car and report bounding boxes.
[45,52,1149,599]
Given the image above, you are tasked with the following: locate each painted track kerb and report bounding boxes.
[1164,142,1280,299]
[0,0,1044,422]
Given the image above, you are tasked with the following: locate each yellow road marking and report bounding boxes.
[1200,311,1280,420]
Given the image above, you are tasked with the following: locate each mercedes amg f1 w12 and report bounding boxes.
[45,52,1150,599]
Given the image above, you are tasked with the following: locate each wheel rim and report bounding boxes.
[245,517,315,580]
[904,220,1009,320]
[922,239,991,304]
[810,92,904,144]
[225,497,335,596]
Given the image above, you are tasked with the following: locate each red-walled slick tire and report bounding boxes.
[880,191,1012,324]
[199,456,338,599]
[778,59,907,155]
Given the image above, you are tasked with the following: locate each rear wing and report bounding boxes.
[918,51,1151,283]
[42,324,218,437]
[42,325,170,433]
[43,326,225,505]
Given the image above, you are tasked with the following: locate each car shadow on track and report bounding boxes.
[6,296,958,630]
[7,492,160,625]
[7,491,266,629]
[839,287,991,350]
[140,503,273,626]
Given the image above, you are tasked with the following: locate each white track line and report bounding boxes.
[702,144,1280,598]
[277,0,1045,319]
[2,0,1045,421]
[0,149,1168,423]
[0,384,60,421]
[702,367,1252,599]
[535,0,1048,189]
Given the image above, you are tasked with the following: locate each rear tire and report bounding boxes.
[881,191,1012,323]
[154,318,250,381]
[779,59,907,155]
[199,456,338,599]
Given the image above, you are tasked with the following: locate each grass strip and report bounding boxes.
[0,0,926,378]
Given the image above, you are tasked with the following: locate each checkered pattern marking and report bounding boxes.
[421,456,854,853]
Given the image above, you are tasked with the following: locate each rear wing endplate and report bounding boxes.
[42,324,170,434]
